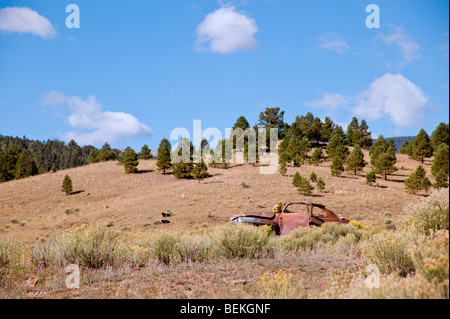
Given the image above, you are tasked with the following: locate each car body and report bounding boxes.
[229,202,350,236]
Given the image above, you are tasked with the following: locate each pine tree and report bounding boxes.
[399,139,410,154]
[292,172,301,188]
[310,172,317,182]
[320,117,335,143]
[292,172,314,195]
[309,147,323,165]
[298,176,314,196]
[100,143,116,162]
[61,174,73,195]
[404,165,431,194]
[433,170,449,189]
[309,117,323,144]
[331,153,345,177]
[431,143,449,188]
[172,138,194,179]
[139,144,152,159]
[430,122,449,152]
[279,162,287,176]
[192,159,209,182]
[124,148,139,174]
[0,145,21,182]
[326,133,348,160]
[156,138,172,174]
[287,135,311,166]
[345,145,366,175]
[369,136,387,166]
[87,149,101,164]
[412,129,433,163]
[374,152,397,180]
[316,178,326,192]
[366,170,377,186]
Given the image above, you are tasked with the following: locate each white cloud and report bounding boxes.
[0,6,56,38]
[195,5,258,54]
[305,74,432,129]
[41,91,153,146]
[318,32,349,54]
[376,25,420,66]
[353,73,430,127]
[305,92,350,114]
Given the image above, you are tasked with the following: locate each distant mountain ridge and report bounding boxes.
[383,136,415,152]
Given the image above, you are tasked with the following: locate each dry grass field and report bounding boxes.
[1,149,446,300]
[0,150,431,243]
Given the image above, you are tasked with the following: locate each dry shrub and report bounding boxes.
[276,222,363,253]
[360,229,418,277]
[212,224,274,259]
[412,230,449,298]
[143,232,212,264]
[53,224,128,269]
[401,188,449,235]
[257,269,306,299]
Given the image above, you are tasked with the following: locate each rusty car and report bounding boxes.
[229,202,350,236]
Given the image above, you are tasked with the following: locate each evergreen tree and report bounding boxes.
[405,165,432,194]
[61,174,73,195]
[287,135,310,166]
[139,144,152,159]
[13,152,25,179]
[100,143,116,162]
[346,117,360,147]
[331,151,345,177]
[123,148,139,174]
[309,147,323,165]
[156,138,172,174]
[433,170,449,189]
[88,149,101,164]
[346,145,366,175]
[412,129,433,163]
[309,117,323,144]
[316,178,326,192]
[374,152,397,180]
[326,133,348,160]
[430,122,449,151]
[279,161,287,176]
[399,139,410,154]
[431,143,449,188]
[293,174,314,196]
[257,107,286,139]
[366,170,377,186]
[192,159,209,182]
[231,116,250,150]
[172,138,194,179]
[0,145,21,182]
[310,171,317,182]
[369,136,387,166]
[320,117,335,143]
[292,172,302,188]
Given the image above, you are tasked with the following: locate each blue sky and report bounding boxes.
[0,0,448,150]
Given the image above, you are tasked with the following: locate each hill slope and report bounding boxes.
[0,150,434,242]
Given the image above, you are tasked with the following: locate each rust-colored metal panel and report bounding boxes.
[278,213,310,236]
